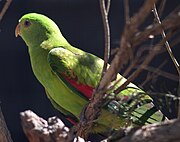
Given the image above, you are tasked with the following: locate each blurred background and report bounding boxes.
[0,0,179,141]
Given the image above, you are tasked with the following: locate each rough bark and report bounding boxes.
[0,107,13,142]
[20,110,84,142]
[115,119,180,142]
[20,110,180,142]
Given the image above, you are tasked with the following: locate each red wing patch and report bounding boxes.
[62,75,94,99]
[66,117,77,125]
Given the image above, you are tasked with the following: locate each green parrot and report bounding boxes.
[15,13,164,133]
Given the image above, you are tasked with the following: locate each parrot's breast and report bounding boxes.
[28,46,88,118]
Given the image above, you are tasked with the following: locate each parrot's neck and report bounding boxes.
[28,46,52,85]
[27,34,69,84]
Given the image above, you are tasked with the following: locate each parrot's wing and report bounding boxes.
[48,47,103,99]
[48,47,164,126]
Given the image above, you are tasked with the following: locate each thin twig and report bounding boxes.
[171,36,180,47]
[157,0,167,18]
[153,4,180,74]
[152,4,180,119]
[124,0,130,24]
[106,0,111,14]
[98,0,157,91]
[99,0,111,79]
[114,36,168,95]
[133,6,180,48]
[129,0,157,33]
[140,61,167,87]
[0,0,13,21]
[138,64,179,82]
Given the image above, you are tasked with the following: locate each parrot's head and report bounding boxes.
[15,13,63,48]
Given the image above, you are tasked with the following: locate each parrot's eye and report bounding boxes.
[24,20,31,27]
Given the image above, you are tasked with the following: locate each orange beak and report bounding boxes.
[15,23,21,37]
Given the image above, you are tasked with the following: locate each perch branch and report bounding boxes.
[20,110,84,142]
[114,119,180,142]
[21,110,180,142]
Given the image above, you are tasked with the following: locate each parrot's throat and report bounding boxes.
[28,45,52,85]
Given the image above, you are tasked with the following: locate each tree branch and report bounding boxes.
[0,0,12,21]
[0,106,13,142]
[99,0,111,79]
[20,110,84,142]
[115,119,180,142]
[21,110,180,142]
[133,6,180,47]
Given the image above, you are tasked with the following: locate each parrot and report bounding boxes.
[15,13,164,133]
